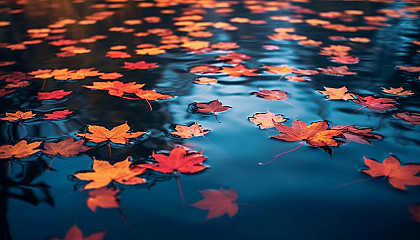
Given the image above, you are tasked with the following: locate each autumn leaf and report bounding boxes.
[37,90,72,100]
[170,122,210,138]
[219,64,259,77]
[141,146,208,174]
[248,110,287,129]
[0,89,15,97]
[99,72,123,80]
[270,119,344,157]
[49,225,105,240]
[191,187,238,220]
[84,81,145,97]
[195,99,231,123]
[42,137,91,157]
[194,77,218,84]
[140,146,208,203]
[216,52,250,64]
[330,55,359,64]
[87,188,120,212]
[74,156,146,189]
[133,89,173,101]
[394,112,420,124]
[263,64,295,79]
[317,86,354,100]
[76,122,145,145]
[382,87,414,96]
[44,109,73,120]
[0,140,42,159]
[331,125,384,145]
[122,61,159,70]
[106,51,131,58]
[362,154,420,190]
[318,66,357,76]
[189,65,219,74]
[396,66,420,72]
[352,95,397,112]
[252,89,289,100]
[1,110,36,121]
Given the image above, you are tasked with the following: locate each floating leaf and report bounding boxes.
[195,99,231,123]
[317,86,354,100]
[248,110,287,129]
[191,187,238,220]
[37,90,72,100]
[1,110,36,121]
[394,112,420,125]
[170,123,210,138]
[0,140,42,159]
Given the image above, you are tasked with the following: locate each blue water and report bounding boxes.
[1,0,420,239]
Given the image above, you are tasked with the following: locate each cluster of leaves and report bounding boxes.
[1,0,420,238]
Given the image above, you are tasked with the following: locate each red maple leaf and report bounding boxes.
[195,99,231,123]
[37,89,72,100]
[50,225,105,240]
[44,109,73,119]
[362,154,420,190]
[122,61,159,70]
[191,187,238,220]
[139,146,208,203]
[352,95,397,113]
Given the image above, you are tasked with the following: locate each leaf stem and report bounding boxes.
[145,99,153,111]
[259,141,304,165]
[214,114,221,123]
[332,177,373,189]
[108,142,112,158]
[353,105,366,113]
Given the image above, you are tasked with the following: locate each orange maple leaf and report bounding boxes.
[0,140,42,159]
[263,64,295,79]
[362,154,420,190]
[190,187,238,220]
[74,157,146,189]
[50,225,105,240]
[84,81,145,97]
[318,65,357,76]
[317,86,355,100]
[87,188,120,212]
[219,64,259,77]
[272,119,344,153]
[42,137,92,157]
[1,110,36,121]
[382,87,414,96]
[76,122,145,145]
[170,122,210,138]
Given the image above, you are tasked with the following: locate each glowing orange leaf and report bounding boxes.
[219,64,258,77]
[317,86,354,100]
[74,157,146,189]
[0,140,42,159]
[42,137,91,157]
[84,81,145,97]
[50,225,105,240]
[1,111,36,121]
[76,122,145,145]
[170,123,210,138]
[382,87,414,96]
[248,110,287,129]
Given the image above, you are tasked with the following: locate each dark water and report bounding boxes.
[1,0,420,239]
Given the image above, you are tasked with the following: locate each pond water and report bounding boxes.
[1,0,420,239]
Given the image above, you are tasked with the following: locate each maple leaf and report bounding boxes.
[211,42,239,50]
[170,122,210,138]
[42,137,92,157]
[191,187,238,220]
[37,90,72,100]
[84,81,145,97]
[271,119,344,155]
[195,99,231,123]
[44,109,73,120]
[396,66,420,72]
[140,146,208,203]
[263,64,295,79]
[248,110,287,129]
[134,89,173,101]
[0,140,42,159]
[252,89,289,100]
[194,77,218,84]
[331,125,384,145]
[352,95,397,113]
[382,87,414,96]
[99,72,123,80]
[318,66,357,76]
[317,86,354,100]
[141,146,208,174]
[76,122,145,145]
[106,51,131,58]
[122,61,159,70]
[189,65,219,74]
[74,157,146,189]
[87,188,120,212]
[330,55,359,64]
[1,110,36,121]
[49,225,105,240]
[394,112,420,124]
[219,64,259,77]
[362,154,420,190]
[408,204,420,222]
[216,52,250,64]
